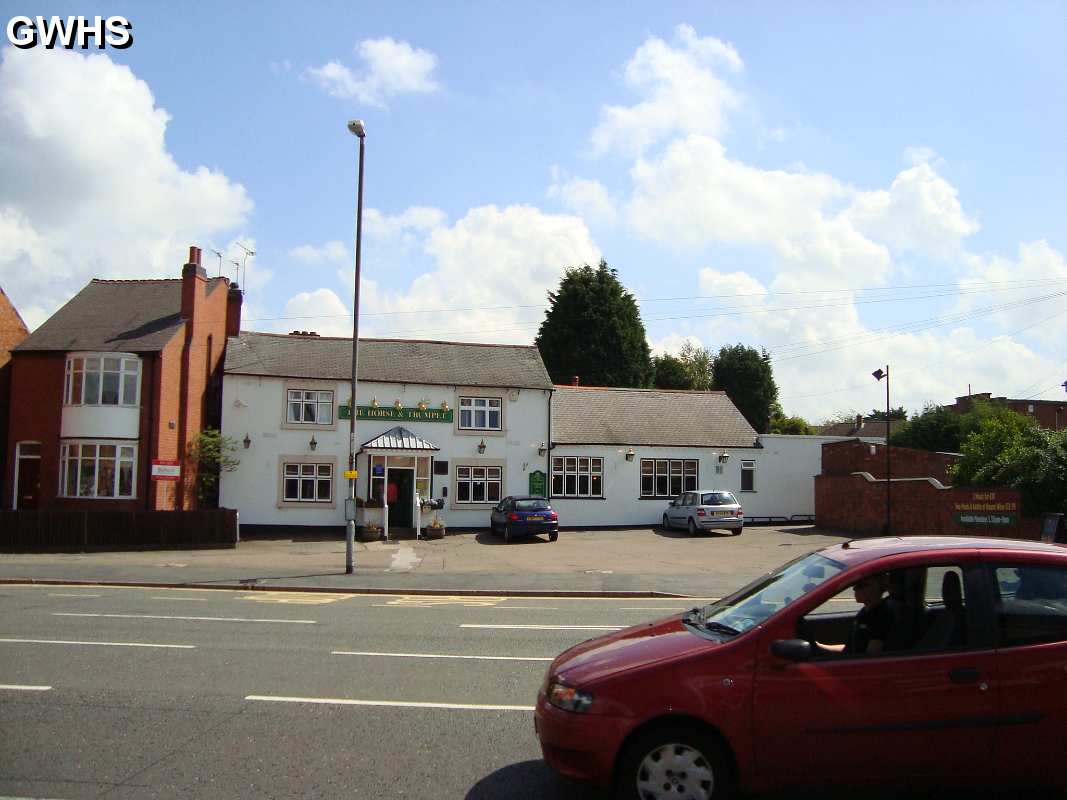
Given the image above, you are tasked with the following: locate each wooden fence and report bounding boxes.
[0,509,238,552]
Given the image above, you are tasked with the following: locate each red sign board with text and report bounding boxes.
[151,459,180,481]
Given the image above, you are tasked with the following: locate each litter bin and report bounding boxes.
[1041,512,1065,544]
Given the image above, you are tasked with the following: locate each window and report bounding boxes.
[65,356,140,406]
[459,397,501,430]
[994,565,1067,647]
[287,389,334,424]
[640,459,697,497]
[741,460,756,491]
[60,442,136,498]
[456,465,501,503]
[282,462,333,502]
[551,456,603,497]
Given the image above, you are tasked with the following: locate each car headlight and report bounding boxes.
[546,680,593,713]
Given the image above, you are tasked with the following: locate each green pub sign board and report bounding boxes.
[338,404,454,423]
[529,470,547,498]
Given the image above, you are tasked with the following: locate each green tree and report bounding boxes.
[950,414,1067,516]
[868,406,908,421]
[652,353,691,389]
[712,344,779,434]
[769,406,814,435]
[188,428,241,507]
[677,341,714,390]
[890,404,962,452]
[535,260,652,387]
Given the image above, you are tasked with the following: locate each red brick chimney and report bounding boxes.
[225,281,243,338]
[181,246,207,324]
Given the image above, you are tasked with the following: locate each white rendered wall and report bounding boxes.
[220,375,551,528]
[61,405,140,440]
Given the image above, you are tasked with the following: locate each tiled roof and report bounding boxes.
[224,332,554,390]
[814,417,907,438]
[14,278,225,353]
[552,386,758,448]
[362,426,440,451]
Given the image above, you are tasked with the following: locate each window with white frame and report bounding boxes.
[287,389,334,425]
[456,465,501,503]
[640,458,698,498]
[741,460,756,491]
[65,356,140,406]
[459,397,501,431]
[282,463,333,502]
[552,456,603,497]
[60,442,137,498]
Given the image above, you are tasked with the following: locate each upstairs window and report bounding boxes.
[287,390,334,425]
[65,356,140,406]
[459,397,501,431]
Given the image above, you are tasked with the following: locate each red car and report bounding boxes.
[535,536,1067,799]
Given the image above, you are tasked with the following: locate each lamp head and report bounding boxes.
[347,119,366,138]
[872,368,887,381]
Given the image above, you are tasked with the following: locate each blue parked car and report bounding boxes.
[489,496,559,543]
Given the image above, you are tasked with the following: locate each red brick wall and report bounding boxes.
[820,439,957,483]
[4,354,64,508]
[815,475,1042,539]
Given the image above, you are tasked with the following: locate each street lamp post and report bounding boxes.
[345,119,366,575]
[872,366,890,535]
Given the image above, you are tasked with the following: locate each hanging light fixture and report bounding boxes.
[309,435,318,452]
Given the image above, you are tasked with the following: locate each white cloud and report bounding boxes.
[903,145,941,166]
[289,240,350,264]
[846,163,979,257]
[591,25,744,157]
[281,288,352,338]
[547,167,617,225]
[344,204,600,343]
[0,48,252,328]
[363,206,446,239]
[306,37,439,106]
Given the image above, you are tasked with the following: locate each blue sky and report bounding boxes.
[2,2,1065,421]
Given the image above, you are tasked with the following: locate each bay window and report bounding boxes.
[60,442,137,498]
[65,356,140,406]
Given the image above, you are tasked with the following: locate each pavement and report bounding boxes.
[0,524,852,597]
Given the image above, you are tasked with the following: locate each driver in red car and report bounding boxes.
[819,573,893,655]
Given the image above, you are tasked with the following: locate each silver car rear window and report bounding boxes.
[701,492,736,505]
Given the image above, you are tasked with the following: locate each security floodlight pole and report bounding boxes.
[873,366,891,535]
[345,119,366,574]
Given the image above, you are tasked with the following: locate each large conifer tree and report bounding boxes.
[535,261,652,387]
[712,344,779,433]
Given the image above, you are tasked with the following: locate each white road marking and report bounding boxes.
[238,592,352,605]
[333,650,552,662]
[460,624,624,631]
[373,596,503,608]
[47,593,101,598]
[246,695,533,712]
[619,607,685,611]
[0,684,52,691]
[52,613,316,624]
[0,637,194,649]
[495,606,559,610]
[150,596,209,601]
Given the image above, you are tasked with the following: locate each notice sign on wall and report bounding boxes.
[151,459,180,481]
[952,490,1017,526]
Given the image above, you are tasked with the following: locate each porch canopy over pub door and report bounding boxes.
[361,426,438,539]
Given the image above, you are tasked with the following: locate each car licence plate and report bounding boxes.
[714,511,732,517]
[527,515,544,522]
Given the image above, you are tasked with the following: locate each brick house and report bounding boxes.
[0,286,30,501]
[3,247,242,511]
[951,392,1066,432]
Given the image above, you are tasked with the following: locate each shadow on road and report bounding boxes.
[465,760,601,799]
[473,532,554,546]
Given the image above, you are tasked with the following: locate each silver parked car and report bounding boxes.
[662,489,744,535]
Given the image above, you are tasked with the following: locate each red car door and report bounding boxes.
[987,558,1067,786]
[751,561,998,790]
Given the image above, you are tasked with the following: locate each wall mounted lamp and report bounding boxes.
[718,451,730,464]
[394,399,403,411]
[309,435,318,452]
[625,447,636,462]
[243,433,251,449]
[477,438,487,454]
[370,397,379,408]
[538,441,547,456]
[441,400,450,412]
